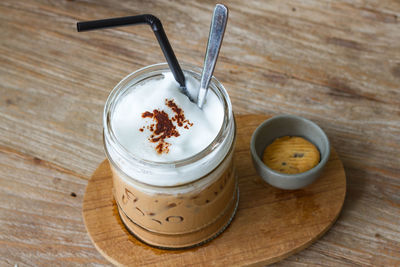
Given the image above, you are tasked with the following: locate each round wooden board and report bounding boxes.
[83,114,346,267]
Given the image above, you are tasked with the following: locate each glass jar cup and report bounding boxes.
[103,63,237,249]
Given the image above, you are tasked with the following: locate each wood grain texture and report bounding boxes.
[83,115,346,267]
[0,0,399,266]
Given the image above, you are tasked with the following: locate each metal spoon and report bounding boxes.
[197,4,229,109]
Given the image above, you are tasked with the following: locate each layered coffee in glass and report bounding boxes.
[103,63,237,249]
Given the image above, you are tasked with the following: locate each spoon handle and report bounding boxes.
[197,4,228,109]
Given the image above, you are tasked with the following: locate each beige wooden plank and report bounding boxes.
[0,147,109,266]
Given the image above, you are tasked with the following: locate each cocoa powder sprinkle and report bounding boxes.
[142,111,153,118]
[140,99,193,154]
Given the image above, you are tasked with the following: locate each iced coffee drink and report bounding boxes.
[103,63,237,248]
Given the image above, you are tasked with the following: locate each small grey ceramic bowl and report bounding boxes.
[250,114,330,190]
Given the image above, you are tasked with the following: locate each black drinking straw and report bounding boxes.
[77,15,186,89]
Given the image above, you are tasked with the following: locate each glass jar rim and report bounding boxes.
[103,62,233,169]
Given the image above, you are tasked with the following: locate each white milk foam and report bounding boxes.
[112,72,224,163]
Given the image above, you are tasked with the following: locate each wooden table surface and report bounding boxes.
[1,0,399,266]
